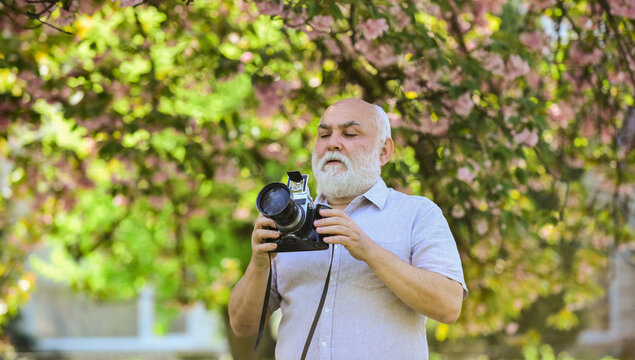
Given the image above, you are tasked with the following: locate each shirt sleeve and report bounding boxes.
[411,201,468,297]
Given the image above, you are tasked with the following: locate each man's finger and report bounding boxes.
[318,208,346,217]
[314,215,349,227]
[255,216,277,229]
[322,235,349,246]
[316,224,351,236]
[255,242,278,252]
[254,229,280,241]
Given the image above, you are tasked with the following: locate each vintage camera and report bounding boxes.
[256,171,331,252]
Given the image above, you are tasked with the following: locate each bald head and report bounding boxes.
[322,98,392,146]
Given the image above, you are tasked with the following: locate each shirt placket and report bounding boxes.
[317,241,341,360]
[317,200,363,359]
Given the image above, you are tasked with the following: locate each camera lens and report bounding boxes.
[260,186,289,215]
[257,182,302,231]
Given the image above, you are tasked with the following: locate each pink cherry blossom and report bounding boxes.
[451,204,465,218]
[444,93,474,117]
[234,208,251,220]
[512,128,539,147]
[211,134,226,151]
[255,1,284,16]
[592,235,612,249]
[472,0,487,27]
[577,260,595,282]
[260,142,288,162]
[506,322,519,335]
[323,38,341,56]
[565,156,585,169]
[388,113,403,128]
[240,51,253,63]
[355,40,398,68]
[475,218,489,235]
[113,194,130,207]
[235,0,250,12]
[608,0,635,18]
[562,68,594,91]
[369,44,399,67]
[389,6,411,29]
[474,0,505,14]
[0,102,16,131]
[531,0,554,9]
[505,54,530,80]
[568,41,602,66]
[148,196,166,210]
[56,1,78,26]
[339,35,354,54]
[119,0,143,7]
[548,103,575,127]
[419,2,442,18]
[152,171,169,184]
[215,159,239,183]
[526,69,541,88]
[520,32,544,52]
[411,114,450,136]
[454,93,474,116]
[254,83,282,117]
[403,77,422,94]
[457,17,471,33]
[311,15,333,32]
[286,9,307,27]
[502,105,518,123]
[304,30,322,41]
[357,18,389,40]
[457,166,476,183]
[483,53,505,76]
[424,69,443,91]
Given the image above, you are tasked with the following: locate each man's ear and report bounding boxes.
[380,138,394,167]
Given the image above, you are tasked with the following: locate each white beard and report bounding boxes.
[312,146,382,200]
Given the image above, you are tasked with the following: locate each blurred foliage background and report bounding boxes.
[0,0,634,358]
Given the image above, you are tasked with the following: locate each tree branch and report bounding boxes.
[597,0,635,88]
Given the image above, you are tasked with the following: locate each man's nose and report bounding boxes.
[326,134,342,151]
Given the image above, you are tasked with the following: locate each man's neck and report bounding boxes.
[321,182,379,210]
[326,196,356,210]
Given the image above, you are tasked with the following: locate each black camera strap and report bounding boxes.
[251,246,335,360]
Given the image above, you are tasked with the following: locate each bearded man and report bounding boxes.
[228,98,467,360]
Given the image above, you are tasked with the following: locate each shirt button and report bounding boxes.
[334,245,338,250]
[321,341,327,347]
[324,307,330,313]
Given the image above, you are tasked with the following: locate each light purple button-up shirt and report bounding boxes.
[269,179,467,360]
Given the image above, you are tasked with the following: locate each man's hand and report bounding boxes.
[313,208,377,261]
[250,214,279,268]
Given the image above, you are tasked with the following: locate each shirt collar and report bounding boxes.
[316,178,390,210]
[361,178,389,209]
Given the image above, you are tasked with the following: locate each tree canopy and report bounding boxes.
[1,0,634,357]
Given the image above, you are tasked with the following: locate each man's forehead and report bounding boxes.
[319,102,376,129]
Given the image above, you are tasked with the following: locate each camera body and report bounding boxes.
[256,171,330,252]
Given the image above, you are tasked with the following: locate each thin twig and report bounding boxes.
[24,10,72,34]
